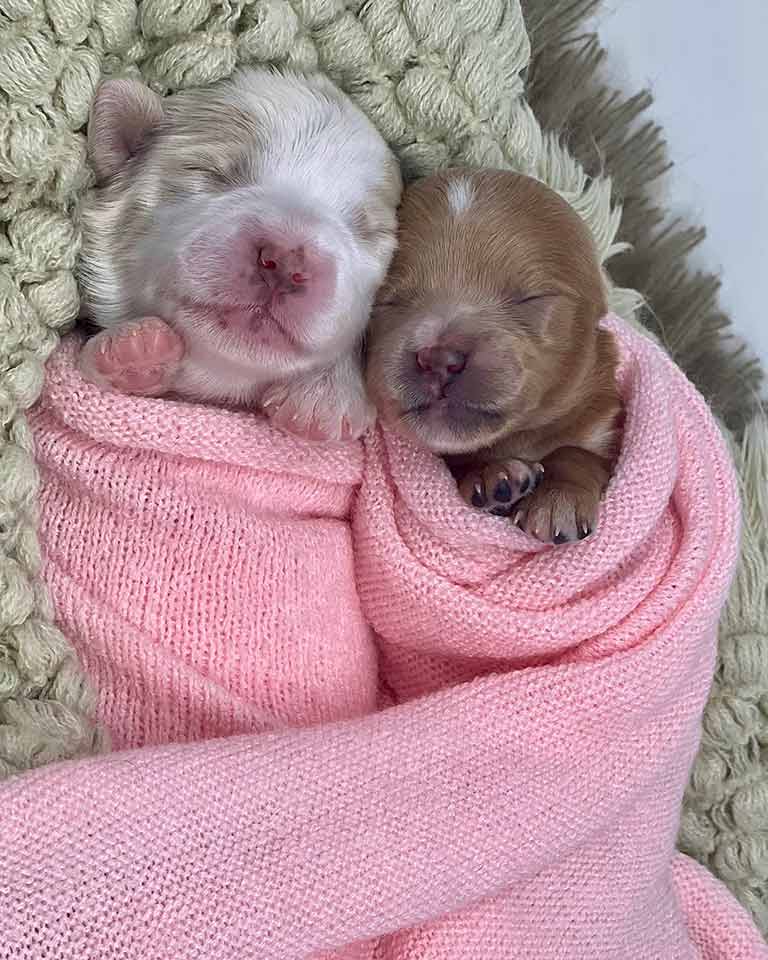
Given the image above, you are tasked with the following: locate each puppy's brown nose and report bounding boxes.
[416,347,467,388]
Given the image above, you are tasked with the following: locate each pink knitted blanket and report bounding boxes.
[2,317,766,959]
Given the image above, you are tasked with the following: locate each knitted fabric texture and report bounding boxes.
[1,316,765,959]
[1,0,767,936]
[32,336,379,747]
[0,0,637,770]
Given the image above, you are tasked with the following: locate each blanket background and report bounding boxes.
[0,0,765,935]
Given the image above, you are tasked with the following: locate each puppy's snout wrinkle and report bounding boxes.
[416,346,467,394]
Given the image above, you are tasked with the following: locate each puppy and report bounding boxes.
[78,68,402,440]
[366,168,621,544]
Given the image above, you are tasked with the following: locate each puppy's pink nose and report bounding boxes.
[258,244,311,292]
[416,347,467,385]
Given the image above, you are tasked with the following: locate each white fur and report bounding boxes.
[445,177,475,216]
[80,69,401,438]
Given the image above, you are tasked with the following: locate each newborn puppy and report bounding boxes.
[79,68,401,440]
[366,168,621,544]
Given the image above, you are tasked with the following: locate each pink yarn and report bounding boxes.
[31,337,378,747]
[1,316,765,959]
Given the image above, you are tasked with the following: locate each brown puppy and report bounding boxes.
[366,168,622,544]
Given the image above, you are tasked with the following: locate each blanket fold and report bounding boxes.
[1,317,766,959]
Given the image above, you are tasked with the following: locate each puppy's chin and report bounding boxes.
[380,396,510,455]
[175,299,359,389]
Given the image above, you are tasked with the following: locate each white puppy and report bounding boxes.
[79,68,402,440]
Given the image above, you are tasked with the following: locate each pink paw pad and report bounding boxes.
[80,318,185,397]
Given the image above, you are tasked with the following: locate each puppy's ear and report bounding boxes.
[88,79,164,182]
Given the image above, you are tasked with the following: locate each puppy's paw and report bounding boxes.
[79,318,184,397]
[263,360,375,442]
[459,460,544,516]
[512,447,610,544]
[514,482,599,544]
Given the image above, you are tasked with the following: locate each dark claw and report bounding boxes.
[577,524,592,540]
[494,478,513,502]
[471,482,486,508]
[553,529,570,544]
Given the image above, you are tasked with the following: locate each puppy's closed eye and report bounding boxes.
[501,293,572,335]
[178,158,243,190]
[351,204,395,248]
[503,292,557,306]
[373,296,406,310]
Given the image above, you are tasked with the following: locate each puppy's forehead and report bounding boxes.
[403,170,587,243]
[391,169,601,297]
[144,74,392,205]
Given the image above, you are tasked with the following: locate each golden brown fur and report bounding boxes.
[365,168,622,543]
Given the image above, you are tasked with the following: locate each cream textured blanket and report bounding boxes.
[0,0,766,937]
